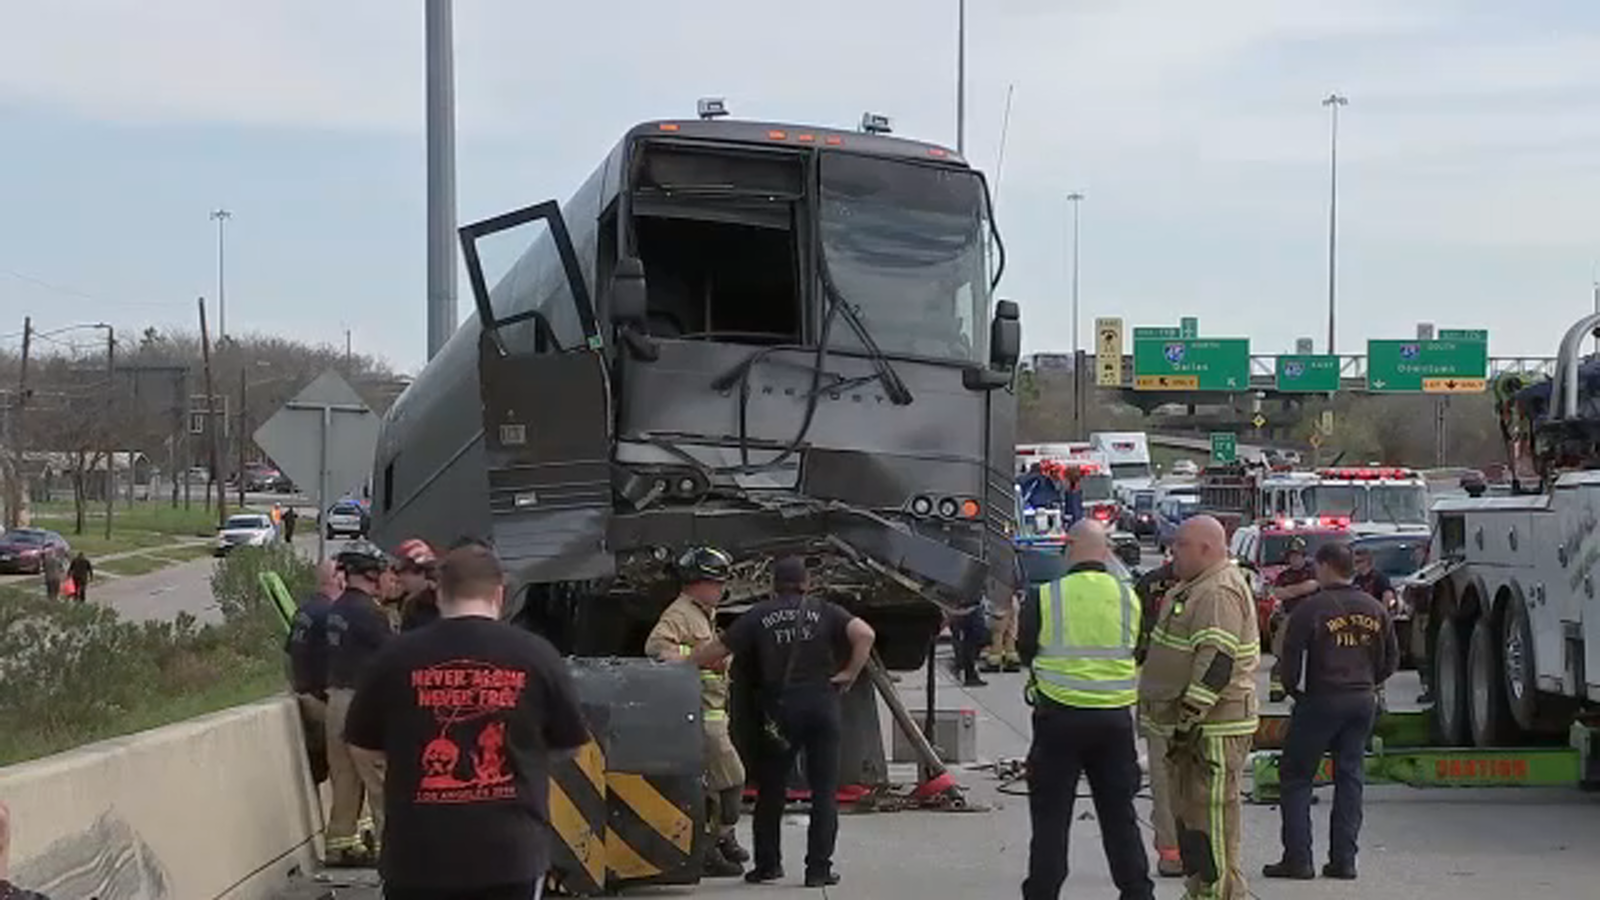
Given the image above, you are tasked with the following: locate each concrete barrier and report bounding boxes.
[0,696,323,900]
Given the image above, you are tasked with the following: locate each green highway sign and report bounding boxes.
[1134,326,1180,339]
[1275,355,1341,392]
[1210,432,1237,463]
[1438,329,1488,342]
[1180,317,1199,339]
[1133,338,1250,391]
[1367,338,1488,393]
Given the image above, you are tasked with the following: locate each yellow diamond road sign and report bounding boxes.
[1095,317,1124,387]
[1422,377,1487,394]
[1309,432,1324,448]
[1252,413,1267,429]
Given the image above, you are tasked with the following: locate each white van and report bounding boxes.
[1089,432,1153,485]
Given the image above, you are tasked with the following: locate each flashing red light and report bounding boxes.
[1092,506,1116,521]
[1318,515,1351,528]
[1318,467,1418,480]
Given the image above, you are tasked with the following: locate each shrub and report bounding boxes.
[0,544,307,764]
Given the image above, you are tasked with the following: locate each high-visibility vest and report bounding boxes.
[1031,570,1140,709]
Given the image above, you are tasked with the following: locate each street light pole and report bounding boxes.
[1322,93,1348,355]
[210,209,232,340]
[955,0,966,155]
[1067,192,1085,354]
[425,0,459,361]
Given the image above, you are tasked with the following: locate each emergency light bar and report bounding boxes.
[1267,515,1351,530]
[1317,467,1419,480]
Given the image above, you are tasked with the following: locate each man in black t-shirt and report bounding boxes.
[325,542,396,867]
[1351,547,1396,610]
[691,557,876,889]
[345,543,589,899]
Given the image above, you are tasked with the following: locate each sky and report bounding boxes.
[3,0,1599,373]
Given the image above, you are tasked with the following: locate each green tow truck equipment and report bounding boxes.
[1247,711,1600,804]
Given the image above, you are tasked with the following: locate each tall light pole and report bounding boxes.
[955,0,966,154]
[1322,93,1348,355]
[210,209,232,340]
[1067,192,1085,353]
[425,0,459,360]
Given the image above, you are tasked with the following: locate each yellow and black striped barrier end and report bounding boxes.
[548,740,609,896]
[603,770,703,887]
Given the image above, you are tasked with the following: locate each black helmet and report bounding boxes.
[336,540,392,577]
[1287,536,1308,554]
[676,546,733,583]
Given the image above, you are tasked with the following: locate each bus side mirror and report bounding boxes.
[609,257,648,324]
[990,299,1021,370]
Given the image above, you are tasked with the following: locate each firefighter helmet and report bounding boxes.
[336,541,392,577]
[395,538,438,571]
[676,546,733,583]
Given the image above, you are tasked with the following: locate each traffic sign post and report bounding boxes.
[1367,334,1488,393]
[1210,432,1237,463]
[253,371,380,562]
[1095,317,1124,387]
[1133,338,1250,391]
[1275,355,1341,393]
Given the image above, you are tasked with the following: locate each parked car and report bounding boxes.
[323,500,369,538]
[0,528,71,574]
[214,513,277,556]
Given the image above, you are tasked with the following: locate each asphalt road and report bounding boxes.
[284,546,1600,899]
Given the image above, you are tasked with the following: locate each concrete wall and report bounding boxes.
[0,696,323,900]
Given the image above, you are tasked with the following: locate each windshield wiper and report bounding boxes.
[819,256,914,406]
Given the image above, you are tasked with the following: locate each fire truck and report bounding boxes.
[1228,514,1353,641]
[1200,462,1428,538]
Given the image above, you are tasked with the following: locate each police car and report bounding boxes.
[1229,516,1352,641]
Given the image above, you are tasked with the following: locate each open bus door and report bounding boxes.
[459,200,616,582]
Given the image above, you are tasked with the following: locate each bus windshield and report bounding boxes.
[820,154,991,364]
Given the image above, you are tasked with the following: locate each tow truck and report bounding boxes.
[1250,316,1600,801]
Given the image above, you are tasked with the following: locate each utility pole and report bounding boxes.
[170,368,182,508]
[425,0,459,360]
[103,325,115,541]
[1322,93,1348,354]
[6,318,31,529]
[211,209,232,341]
[345,328,353,372]
[199,298,226,526]
[237,366,247,509]
[955,0,966,155]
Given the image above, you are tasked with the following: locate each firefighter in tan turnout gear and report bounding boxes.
[644,546,749,878]
[1137,515,1260,900]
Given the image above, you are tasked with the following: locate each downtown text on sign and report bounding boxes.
[1132,338,1250,391]
[1367,335,1488,393]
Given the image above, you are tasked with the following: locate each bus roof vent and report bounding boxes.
[697,97,729,120]
[860,111,893,134]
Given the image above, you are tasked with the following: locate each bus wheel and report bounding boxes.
[1431,617,1469,746]
[1468,615,1518,748]
[1500,591,1539,733]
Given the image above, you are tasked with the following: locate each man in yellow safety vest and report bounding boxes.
[1018,521,1155,900]
[644,545,748,878]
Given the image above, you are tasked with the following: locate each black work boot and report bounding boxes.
[804,868,841,887]
[703,844,744,878]
[1262,859,1315,880]
[745,864,784,884]
[1323,860,1358,880]
[718,833,751,864]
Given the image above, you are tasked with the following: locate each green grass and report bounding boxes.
[0,666,283,768]
[153,543,217,563]
[22,500,254,558]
